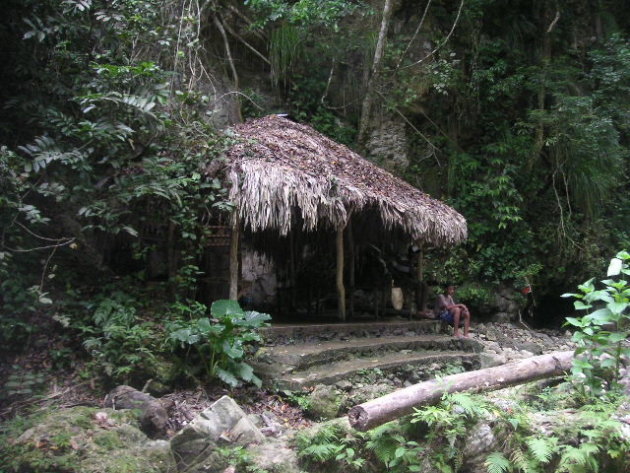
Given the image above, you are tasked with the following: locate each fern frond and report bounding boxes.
[485,452,511,473]
[299,442,342,461]
[510,448,533,473]
[526,436,556,464]
[558,443,601,472]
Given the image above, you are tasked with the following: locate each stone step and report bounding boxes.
[260,319,442,344]
[253,335,482,374]
[268,350,480,390]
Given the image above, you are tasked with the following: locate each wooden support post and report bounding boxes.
[347,221,355,319]
[229,213,240,301]
[416,245,428,311]
[336,226,346,321]
[289,231,296,310]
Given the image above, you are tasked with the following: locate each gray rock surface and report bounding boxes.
[170,396,264,471]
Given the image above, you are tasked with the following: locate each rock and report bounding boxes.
[170,396,264,471]
[308,385,342,420]
[335,380,353,391]
[479,352,507,368]
[8,406,175,473]
[365,117,410,169]
[463,422,497,463]
[513,341,543,354]
[104,385,168,438]
[249,436,300,473]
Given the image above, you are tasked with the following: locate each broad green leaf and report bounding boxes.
[578,278,595,294]
[607,258,623,276]
[584,309,613,323]
[170,328,199,345]
[216,367,239,387]
[235,361,255,381]
[565,317,584,327]
[616,250,630,260]
[237,310,272,327]
[584,290,613,304]
[607,301,628,314]
[574,300,592,311]
[211,299,244,318]
[222,340,244,359]
[607,332,628,343]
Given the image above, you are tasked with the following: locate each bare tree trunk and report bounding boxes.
[357,0,394,150]
[348,351,573,431]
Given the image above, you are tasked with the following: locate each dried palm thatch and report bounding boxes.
[222,115,467,247]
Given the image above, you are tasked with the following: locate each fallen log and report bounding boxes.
[348,350,573,431]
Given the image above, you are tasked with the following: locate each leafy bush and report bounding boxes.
[166,299,270,387]
[563,250,630,397]
[80,294,159,383]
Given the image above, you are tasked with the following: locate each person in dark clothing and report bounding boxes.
[435,285,471,337]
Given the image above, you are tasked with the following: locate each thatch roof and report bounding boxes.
[222,115,467,247]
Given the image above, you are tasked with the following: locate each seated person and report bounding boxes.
[435,284,471,338]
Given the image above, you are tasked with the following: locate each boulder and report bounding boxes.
[248,436,300,473]
[104,385,169,438]
[307,385,342,420]
[5,406,175,473]
[170,395,264,471]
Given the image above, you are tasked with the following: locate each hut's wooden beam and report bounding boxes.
[336,226,346,321]
[229,213,240,301]
[416,245,427,311]
[347,221,355,319]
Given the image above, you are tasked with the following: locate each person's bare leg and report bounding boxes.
[463,311,470,337]
[452,308,461,337]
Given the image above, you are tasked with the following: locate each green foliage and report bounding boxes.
[453,283,493,309]
[166,299,271,387]
[296,422,366,471]
[563,250,630,397]
[245,0,362,28]
[364,422,425,473]
[0,368,47,403]
[79,293,159,383]
[411,392,490,472]
[282,389,313,411]
[485,452,511,473]
[485,393,630,473]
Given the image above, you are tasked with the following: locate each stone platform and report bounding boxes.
[253,320,483,389]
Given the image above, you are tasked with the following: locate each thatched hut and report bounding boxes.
[210,114,467,320]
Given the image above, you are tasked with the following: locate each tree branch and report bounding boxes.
[221,18,271,66]
[400,0,465,70]
[396,0,433,69]
[4,238,76,253]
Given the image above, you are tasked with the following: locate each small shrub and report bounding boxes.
[166,299,271,387]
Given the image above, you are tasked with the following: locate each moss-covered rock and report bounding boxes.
[307,385,342,421]
[0,406,175,473]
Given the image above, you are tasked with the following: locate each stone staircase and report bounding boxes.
[252,320,484,389]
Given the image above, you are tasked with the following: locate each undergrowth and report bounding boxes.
[295,387,630,473]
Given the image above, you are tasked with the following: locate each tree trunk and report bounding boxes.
[348,350,573,431]
[357,0,395,150]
